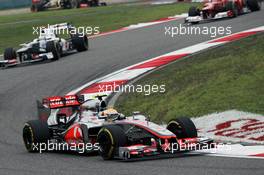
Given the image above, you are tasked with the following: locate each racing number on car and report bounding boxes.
[207,118,264,141]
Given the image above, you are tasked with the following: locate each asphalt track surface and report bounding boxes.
[0,7,264,175]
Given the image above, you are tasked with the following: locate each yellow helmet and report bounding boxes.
[101,108,118,116]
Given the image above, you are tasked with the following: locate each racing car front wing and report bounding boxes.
[116,137,214,161]
[185,11,231,24]
[0,52,54,68]
[0,59,18,67]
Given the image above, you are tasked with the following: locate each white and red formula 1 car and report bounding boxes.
[185,0,261,24]
[0,23,88,68]
[22,95,214,160]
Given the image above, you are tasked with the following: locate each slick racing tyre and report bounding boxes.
[188,6,200,16]
[23,120,50,153]
[97,125,127,160]
[46,41,61,60]
[167,117,197,139]
[247,0,261,11]
[226,1,239,17]
[4,48,17,60]
[72,34,89,52]
[188,6,200,24]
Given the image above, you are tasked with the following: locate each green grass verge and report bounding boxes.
[0,3,199,53]
[115,33,264,122]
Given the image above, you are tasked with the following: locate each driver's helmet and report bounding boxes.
[100,108,120,119]
[39,28,56,40]
[101,108,118,116]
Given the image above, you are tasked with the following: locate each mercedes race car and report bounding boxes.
[0,23,88,68]
[23,95,214,160]
[185,0,261,24]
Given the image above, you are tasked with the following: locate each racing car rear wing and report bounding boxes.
[38,94,108,121]
[48,23,73,31]
[42,95,84,109]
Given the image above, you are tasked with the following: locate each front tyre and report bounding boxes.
[188,6,200,16]
[46,41,61,60]
[188,6,200,24]
[23,120,50,152]
[72,34,89,52]
[247,0,261,11]
[167,117,197,139]
[4,48,17,60]
[97,125,127,160]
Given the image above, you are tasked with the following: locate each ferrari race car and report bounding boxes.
[0,23,88,68]
[23,95,214,160]
[31,0,107,12]
[185,0,262,24]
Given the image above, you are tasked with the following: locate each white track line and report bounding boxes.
[68,25,264,95]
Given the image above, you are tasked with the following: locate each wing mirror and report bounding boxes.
[56,113,67,125]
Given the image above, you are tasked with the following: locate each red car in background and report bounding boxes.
[185,0,261,24]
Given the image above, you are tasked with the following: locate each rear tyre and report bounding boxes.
[72,34,89,52]
[97,125,127,160]
[4,48,17,60]
[246,0,261,11]
[226,1,239,17]
[167,117,197,139]
[23,120,50,152]
[46,41,61,60]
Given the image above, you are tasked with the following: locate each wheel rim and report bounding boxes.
[98,130,114,158]
[167,121,182,135]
